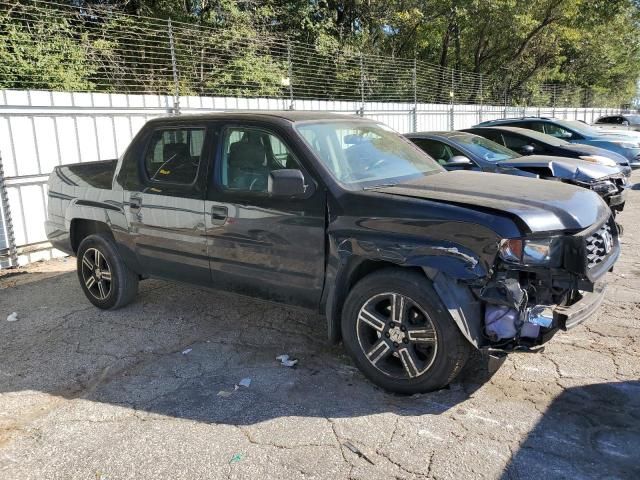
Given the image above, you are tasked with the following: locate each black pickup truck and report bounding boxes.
[45,112,620,393]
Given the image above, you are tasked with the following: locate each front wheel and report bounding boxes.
[76,233,138,310]
[341,269,471,394]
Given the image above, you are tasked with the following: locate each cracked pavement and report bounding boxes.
[1,176,639,479]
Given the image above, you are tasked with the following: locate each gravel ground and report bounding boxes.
[1,174,639,480]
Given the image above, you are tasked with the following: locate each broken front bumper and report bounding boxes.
[553,282,606,330]
[605,191,626,210]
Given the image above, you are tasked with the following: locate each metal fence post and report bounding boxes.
[168,19,180,115]
[0,152,18,268]
[478,75,483,124]
[359,55,365,116]
[412,58,418,132]
[449,69,454,130]
[551,85,556,118]
[503,89,508,119]
[287,41,295,110]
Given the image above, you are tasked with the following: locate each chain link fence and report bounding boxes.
[0,0,625,110]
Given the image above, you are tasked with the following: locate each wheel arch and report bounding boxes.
[324,254,485,348]
[70,219,115,254]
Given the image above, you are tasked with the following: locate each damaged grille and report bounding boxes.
[585,222,615,269]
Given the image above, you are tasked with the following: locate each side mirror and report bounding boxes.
[445,156,473,167]
[520,144,535,155]
[622,120,630,126]
[269,169,309,197]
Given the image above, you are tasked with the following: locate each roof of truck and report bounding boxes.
[146,111,368,123]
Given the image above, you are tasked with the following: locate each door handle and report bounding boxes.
[211,205,228,222]
[129,196,142,212]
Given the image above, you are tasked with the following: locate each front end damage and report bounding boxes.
[576,175,628,214]
[471,215,619,353]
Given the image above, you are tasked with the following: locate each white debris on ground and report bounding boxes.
[6,312,17,322]
[276,354,298,367]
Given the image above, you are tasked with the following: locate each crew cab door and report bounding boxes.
[204,124,326,309]
[122,123,211,284]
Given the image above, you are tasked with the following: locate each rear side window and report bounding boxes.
[144,128,205,184]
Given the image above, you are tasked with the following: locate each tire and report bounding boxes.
[341,268,471,394]
[76,233,138,310]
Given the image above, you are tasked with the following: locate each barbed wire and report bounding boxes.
[0,0,624,107]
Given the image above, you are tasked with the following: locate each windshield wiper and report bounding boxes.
[362,183,397,191]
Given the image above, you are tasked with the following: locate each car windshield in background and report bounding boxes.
[511,128,570,146]
[295,121,442,189]
[555,119,601,137]
[625,115,640,124]
[454,134,520,162]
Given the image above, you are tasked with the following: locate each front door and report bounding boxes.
[204,124,326,309]
[124,124,211,284]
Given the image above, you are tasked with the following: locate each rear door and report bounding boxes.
[123,123,212,284]
[203,123,326,309]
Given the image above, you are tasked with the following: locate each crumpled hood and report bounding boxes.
[375,171,609,234]
[497,155,621,183]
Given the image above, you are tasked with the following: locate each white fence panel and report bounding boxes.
[0,88,622,267]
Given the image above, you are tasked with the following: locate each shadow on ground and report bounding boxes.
[0,271,496,427]
[502,381,640,479]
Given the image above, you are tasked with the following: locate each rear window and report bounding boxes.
[144,128,205,184]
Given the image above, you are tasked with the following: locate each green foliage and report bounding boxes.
[0,12,96,90]
[1,0,639,106]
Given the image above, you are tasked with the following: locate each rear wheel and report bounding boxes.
[76,233,138,309]
[341,269,471,394]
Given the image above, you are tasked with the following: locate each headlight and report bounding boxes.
[578,155,617,167]
[498,238,560,265]
[614,141,640,149]
[590,180,617,195]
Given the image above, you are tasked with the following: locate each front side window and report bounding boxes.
[144,127,205,184]
[452,134,518,162]
[412,138,456,165]
[543,123,574,139]
[220,127,299,192]
[295,121,442,189]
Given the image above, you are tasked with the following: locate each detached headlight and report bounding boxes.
[590,180,617,195]
[498,238,560,266]
[578,155,617,167]
[614,141,640,149]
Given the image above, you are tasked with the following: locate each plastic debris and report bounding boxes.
[217,390,233,398]
[229,453,244,464]
[276,354,298,367]
[181,348,192,355]
[343,441,374,465]
[6,312,17,322]
[238,377,251,388]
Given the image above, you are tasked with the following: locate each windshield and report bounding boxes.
[294,121,442,189]
[555,119,600,137]
[453,134,519,162]
[625,115,640,124]
[510,128,569,146]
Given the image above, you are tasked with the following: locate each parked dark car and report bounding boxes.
[475,117,640,168]
[406,131,627,214]
[595,114,640,131]
[462,126,632,177]
[45,112,619,394]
